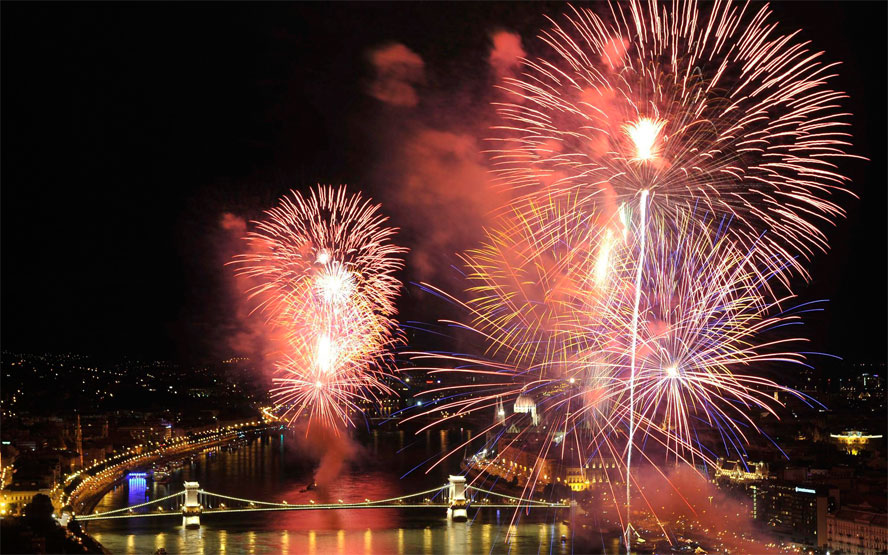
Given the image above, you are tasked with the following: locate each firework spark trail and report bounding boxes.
[231,185,406,432]
[625,188,648,547]
[599,211,815,455]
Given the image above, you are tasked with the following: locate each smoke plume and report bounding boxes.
[489,30,525,76]
[368,43,425,107]
[218,211,287,381]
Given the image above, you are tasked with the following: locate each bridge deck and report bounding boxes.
[79,503,569,521]
[75,483,571,522]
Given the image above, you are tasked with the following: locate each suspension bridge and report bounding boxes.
[74,476,571,528]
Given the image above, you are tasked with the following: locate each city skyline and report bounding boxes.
[1,3,886,554]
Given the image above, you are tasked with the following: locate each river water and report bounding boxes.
[85,428,592,554]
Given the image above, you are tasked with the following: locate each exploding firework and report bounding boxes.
[448,2,859,548]
[591,211,813,463]
[234,186,405,323]
[460,194,615,371]
[232,185,406,431]
[490,1,859,280]
[408,204,815,542]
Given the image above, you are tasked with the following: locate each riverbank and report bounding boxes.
[65,422,276,516]
[84,429,576,555]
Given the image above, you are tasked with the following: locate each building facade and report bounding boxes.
[751,482,834,548]
[826,506,888,555]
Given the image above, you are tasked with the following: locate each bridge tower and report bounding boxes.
[447,475,468,522]
[182,482,202,529]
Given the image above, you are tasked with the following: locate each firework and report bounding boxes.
[490,1,859,280]
[592,211,812,461]
[460,194,613,371]
[232,185,406,431]
[463,3,857,548]
[408,205,813,541]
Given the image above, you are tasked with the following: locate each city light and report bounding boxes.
[0,2,881,555]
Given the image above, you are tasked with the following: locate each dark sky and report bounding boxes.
[2,2,885,371]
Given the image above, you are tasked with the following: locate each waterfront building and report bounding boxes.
[712,457,772,506]
[751,481,837,549]
[826,504,888,555]
[513,394,539,426]
[563,461,620,492]
[1,487,53,516]
[713,458,770,483]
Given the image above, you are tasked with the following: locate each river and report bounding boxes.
[84,428,597,554]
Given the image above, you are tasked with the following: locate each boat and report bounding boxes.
[153,467,172,484]
[300,481,318,493]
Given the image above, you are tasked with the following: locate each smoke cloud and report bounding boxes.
[364,34,531,287]
[368,43,425,107]
[218,211,286,381]
[489,30,525,76]
[602,36,630,70]
[382,128,503,281]
[632,465,780,553]
[292,423,362,494]
[220,212,247,234]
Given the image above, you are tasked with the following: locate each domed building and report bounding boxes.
[513,394,539,426]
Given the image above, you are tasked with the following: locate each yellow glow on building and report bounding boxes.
[830,430,883,455]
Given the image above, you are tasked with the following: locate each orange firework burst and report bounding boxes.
[232,185,406,431]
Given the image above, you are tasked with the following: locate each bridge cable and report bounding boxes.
[198,484,450,509]
[78,491,185,519]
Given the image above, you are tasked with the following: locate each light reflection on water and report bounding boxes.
[127,475,147,507]
[94,523,575,555]
[87,431,576,554]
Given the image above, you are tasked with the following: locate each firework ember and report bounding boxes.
[232,185,406,431]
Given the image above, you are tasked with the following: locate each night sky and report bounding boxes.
[2,2,885,372]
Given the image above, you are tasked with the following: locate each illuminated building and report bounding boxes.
[513,394,539,426]
[487,443,555,488]
[563,461,620,492]
[713,458,770,483]
[493,397,506,427]
[751,482,838,549]
[563,467,589,491]
[115,423,174,444]
[827,505,888,555]
[478,445,620,492]
[475,393,620,492]
[713,458,771,504]
[830,430,884,456]
[1,487,53,516]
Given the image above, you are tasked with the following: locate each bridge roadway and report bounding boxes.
[75,481,571,523]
